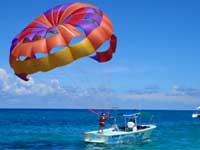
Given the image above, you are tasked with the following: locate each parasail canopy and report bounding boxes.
[9,2,117,81]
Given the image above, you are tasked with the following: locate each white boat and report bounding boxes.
[192,106,200,118]
[83,113,156,144]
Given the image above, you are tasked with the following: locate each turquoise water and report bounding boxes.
[0,109,199,150]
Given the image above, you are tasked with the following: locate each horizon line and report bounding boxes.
[0,108,195,111]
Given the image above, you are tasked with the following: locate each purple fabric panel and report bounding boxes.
[26,28,46,39]
[85,7,98,13]
[76,20,97,35]
[27,29,48,40]
[35,22,48,29]
[63,7,101,24]
[63,16,71,23]
[31,28,46,32]
[85,13,102,25]
[10,31,22,51]
[44,8,53,17]
[90,54,99,62]
[25,33,35,40]
[10,39,18,52]
[85,7,103,17]
[47,27,58,34]
[35,30,47,38]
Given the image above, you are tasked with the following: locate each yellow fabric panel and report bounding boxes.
[11,38,95,74]
[69,38,96,60]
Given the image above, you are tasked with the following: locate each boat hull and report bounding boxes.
[83,125,156,144]
[192,113,200,118]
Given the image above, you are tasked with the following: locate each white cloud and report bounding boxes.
[0,68,8,79]
[0,68,66,96]
[0,67,200,109]
[0,68,11,92]
[116,85,200,110]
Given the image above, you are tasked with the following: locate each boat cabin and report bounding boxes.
[113,112,151,132]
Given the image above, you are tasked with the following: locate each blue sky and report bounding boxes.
[0,0,200,110]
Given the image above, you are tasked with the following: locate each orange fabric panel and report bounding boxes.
[12,42,32,57]
[46,33,66,53]
[102,14,113,30]
[87,15,113,49]
[35,15,52,27]
[88,27,108,49]
[101,15,113,35]
[32,39,47,53]
[12,34,67,57]
[100,18,113,37]
[57,24,83,44]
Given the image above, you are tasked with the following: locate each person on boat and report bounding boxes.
[127,118,137,132]
[98,113,107,133]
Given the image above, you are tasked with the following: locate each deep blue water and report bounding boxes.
[0,109,199,150]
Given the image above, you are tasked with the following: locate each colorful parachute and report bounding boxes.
[9,2,117,81]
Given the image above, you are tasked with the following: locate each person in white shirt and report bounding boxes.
[127,118,137,132]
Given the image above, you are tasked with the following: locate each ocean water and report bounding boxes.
[0,109,199,150]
